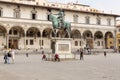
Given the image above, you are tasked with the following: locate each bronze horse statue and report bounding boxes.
[49,10,71,37]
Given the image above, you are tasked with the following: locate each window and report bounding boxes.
[0,10,1,17]
[9,30,12,34]
[39,40,41,46]
[13,30,17,35]
[79,41,81,46]
[118,40,120,44]
[32,13,36,19]
[73,15,78,23]
[96,17,101,25]
[85,16,90,24]
[47,9,51,21]
[14,6,20,18]
[39,40,44,46]
[86,33,90,37]
[0,7,3,17]
[30,40,34,45]
[26,40,28,45]
[31,7,37,20]
[97,41,100,46]
[42,40,44,46]
[75,41,78,46]
[37,32,40,37]
[107,18,111,26]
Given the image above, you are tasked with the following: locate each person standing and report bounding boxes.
[26,53,29,57]
[11,50,15,63]
[4,54,8,64]
[54,54,60,62]
[80,49,84,60]
[7,51,11,64]
[42,53,47,60]
[104,51,107,57]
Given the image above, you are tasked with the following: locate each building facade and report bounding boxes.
[0,0,119,51]
[116,20,120,50]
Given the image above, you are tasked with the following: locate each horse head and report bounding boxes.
[49,14,59,30]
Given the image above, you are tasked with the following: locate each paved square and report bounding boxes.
[0,53,120,80]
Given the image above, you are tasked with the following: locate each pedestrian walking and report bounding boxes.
[11,50,15,63]
[42,53,47,60]
[26,53,29,57]
[4,54,8,64]
[7,51,12,64]
[54,54,60,62]
[104,51,107,57]
[80,50,84,60]
[42,50,44,54]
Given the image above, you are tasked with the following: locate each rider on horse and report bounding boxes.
[49,9,71,37]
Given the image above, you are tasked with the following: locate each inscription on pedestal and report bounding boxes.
[58,44,69,51]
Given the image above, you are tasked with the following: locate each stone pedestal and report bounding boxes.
[51,38,74,59]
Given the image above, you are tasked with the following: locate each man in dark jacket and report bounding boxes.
[4,54,8,64]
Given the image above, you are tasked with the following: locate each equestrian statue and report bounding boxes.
[49,9,71,37]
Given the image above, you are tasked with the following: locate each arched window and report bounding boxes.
[27,31,34,37]
[9,29,18,35]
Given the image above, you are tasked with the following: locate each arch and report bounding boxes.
[82,30,93,49]
[0,25,7,36]
[0,25,6,49]
[26,27,41,37]
[71,29,81,39]
[9,26,25,37]
[105,31,114,49]
[42,28,53,38]
[9,26,25,49]
[94,31,103,39]
[105,31,113,38]
[82,30,93,39]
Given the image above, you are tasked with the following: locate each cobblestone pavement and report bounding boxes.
[0,53,120,80]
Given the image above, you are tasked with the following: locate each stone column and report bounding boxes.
[6,25,11,49]
[114,30,117,50]
[24,31,26,49]
[40,29,43,49]
[6,32,9,49]
[102,31,106,49]
[24,25,28,49]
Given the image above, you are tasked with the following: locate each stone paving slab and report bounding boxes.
[0,53,120,80]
